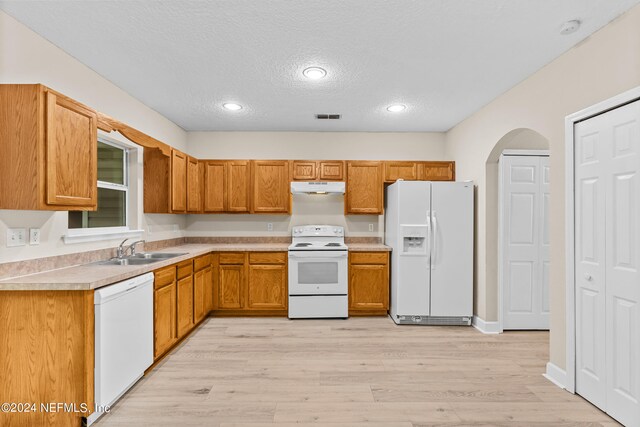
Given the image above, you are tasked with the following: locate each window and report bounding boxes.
[68,140,129,229]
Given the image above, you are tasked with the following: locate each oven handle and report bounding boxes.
[288,251,348,259]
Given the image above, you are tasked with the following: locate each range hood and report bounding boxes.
[290,181,345,195]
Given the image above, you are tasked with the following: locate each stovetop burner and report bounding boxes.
[325,243,341,247]
[295,243,312,247]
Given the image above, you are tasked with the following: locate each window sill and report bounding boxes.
[63,229,144,245]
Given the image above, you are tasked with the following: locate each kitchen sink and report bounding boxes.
[97,258,162,266]
[131,252,188,259]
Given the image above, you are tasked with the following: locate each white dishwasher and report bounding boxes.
[88,272,154,425]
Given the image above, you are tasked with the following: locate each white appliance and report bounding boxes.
[288,225,348,318]
[88,273,154,425]
[290,181,345,194]
[385,181,473,325]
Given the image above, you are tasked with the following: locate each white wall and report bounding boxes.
[0,10,188,263]
[445,5,640,369]
[186,132,447,238]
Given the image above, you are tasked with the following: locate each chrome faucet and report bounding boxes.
[116,239,146,259]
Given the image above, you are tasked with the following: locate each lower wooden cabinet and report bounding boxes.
[348,252,390,315]
[213,251,288,315]
[153,266,178,359]
[176,275,194,338]
[193,253,213,324]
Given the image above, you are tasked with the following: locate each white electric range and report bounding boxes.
[288,225,348,319]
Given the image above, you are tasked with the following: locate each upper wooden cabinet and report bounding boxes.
[227,160,251,213]
[186,156,202,213]
[291,160,344,181]
[384,161,419,182]
[170,150,187,213]
[203,160,226,212]
[251,160,290,214]
[346,161,383,215]
[0,84,98,210]
[420,161,455,181]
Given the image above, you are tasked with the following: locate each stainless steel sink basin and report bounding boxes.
[97,258,162,266]
[131,252,188,260]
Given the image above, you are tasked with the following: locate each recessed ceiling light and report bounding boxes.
[303,67,327,80]
[223,103,242,111]
[387,104,406,113]
[560,20,581,35]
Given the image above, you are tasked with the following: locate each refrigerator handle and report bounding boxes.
[432,211,438,270]
[426,210,432,263]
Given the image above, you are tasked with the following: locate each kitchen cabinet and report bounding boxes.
[227,160,251,212]
[193,254,212,323]
[0,84,97,211]
[291,160,345,181]
[213,251,288,315]
[176,260,194,338]
[251,160,290,213]
[319,161,345,180]
[203,160,226,212]
[291,161,318,180]
[346,161,383,214]
[348,252,389,315]
[171,149,188,213]
[420,161,455,181]
[153,265,178,360]
[187,156,202,213]
[144,148,171,213]
[384,161,419,182]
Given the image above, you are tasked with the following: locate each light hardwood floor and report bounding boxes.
[95,317,618,426]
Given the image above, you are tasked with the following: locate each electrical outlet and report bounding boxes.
[267,223,273,231]
[7,228,27,247]
[368,223,374,232]
[172,224,179,232]
[29,228,41,245]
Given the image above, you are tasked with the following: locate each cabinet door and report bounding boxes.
[154,282,177,359]
[45,91,97,207]
[186,156,202,213]
[176,275,194,337]
[218,264,244,309]
[247,264,287,310]
[227,161,250,212]
[349,264,389,311]
[420,161,455,181]
[252,160,290,213]
[346,161,383,214]
[291,161,317,180]
[171,150,187,212]
[202,266,214,313]
[204,161,226,212]
[193,269,205,324]
[319,161,344,181]
[384,161,418,182]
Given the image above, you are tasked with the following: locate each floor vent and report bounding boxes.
[315,114,341,120]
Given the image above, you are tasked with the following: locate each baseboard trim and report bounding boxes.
[543,361,567,390]
[472,316,500,334]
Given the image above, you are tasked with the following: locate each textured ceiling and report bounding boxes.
[1,0,638,131]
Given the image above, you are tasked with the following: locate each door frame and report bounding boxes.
[564,85,640,393]
[498,149,549,333]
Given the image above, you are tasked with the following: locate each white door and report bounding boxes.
[501,154,550,330]
[575,100,640,426]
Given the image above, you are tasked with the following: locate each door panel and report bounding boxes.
[204,161,226,212]
[218,265,244,309]
[247,264,287,309]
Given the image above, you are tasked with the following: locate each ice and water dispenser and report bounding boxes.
[400,225,429,255]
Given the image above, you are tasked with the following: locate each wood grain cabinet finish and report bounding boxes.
[346,161,383,214]
[227,160,251,212]
[153,267,177,360]
[251,160,290,213]
[171,150,188,213]
[0,84,98,211]
[193,254,213,324]
[384,161,419,182]
[319,161,345,180]
[144,149,171,213]
[247,252,287,310]
[348,252,390,315]
[186,156,202,213]
[420,161,455,181]
[203,160,226,212]
[291,161,318,180]
[218,264,245,309]
[176,274,194,338]
[291,160,345,181]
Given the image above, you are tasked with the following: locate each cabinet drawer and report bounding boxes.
[219,252,246,265]
[249,252,286,265]
[154,265,176,289]
[194,253,212,271]
[350,252,388,265]
[177,260,193,279]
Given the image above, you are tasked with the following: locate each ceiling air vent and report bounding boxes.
[315,114,341,120]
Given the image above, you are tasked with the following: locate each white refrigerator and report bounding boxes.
[385,181,473,325]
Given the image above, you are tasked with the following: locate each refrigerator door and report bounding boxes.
[430,182,474,317]
[394,181,431,316]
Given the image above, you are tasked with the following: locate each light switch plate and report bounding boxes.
[368,223,374,232]
[29,228,41,245]
[7,228,27,247]
[267,223,273,231]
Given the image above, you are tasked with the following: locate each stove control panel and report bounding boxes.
[292,225,344,237]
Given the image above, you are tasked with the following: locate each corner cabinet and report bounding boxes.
[0,84,97,210]
[251,160,290,213]
[348,252,390,315]
[346,161,383,214]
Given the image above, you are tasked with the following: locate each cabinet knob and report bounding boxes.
[584,274,593,281]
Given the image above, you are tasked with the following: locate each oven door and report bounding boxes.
[288,250,348,295]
